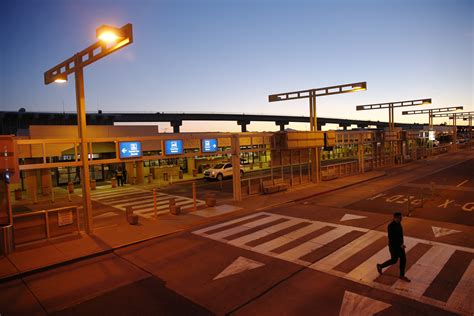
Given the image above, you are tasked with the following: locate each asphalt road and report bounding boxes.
[2,152,473,315]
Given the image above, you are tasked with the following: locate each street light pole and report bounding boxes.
[45,24,133,234]
[74,63,94,233]
[269,82,367,183]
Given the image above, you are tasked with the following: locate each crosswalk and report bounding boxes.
[90,187,206,219]
[193,212,474,315]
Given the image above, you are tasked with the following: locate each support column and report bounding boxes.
[171,120,182,133]
[275,121,289,132]
[231,135,242,201]
[75,64,93,234]
[24,170,38,202]
[358,135,365,173]
[237,120,250,133]
[136,162,144,184]
[339,123,351,130]
[40,169,52,196]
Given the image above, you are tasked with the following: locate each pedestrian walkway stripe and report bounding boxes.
[193,212,474,315]
[89,187,205,219]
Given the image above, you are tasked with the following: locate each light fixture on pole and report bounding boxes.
[44,23,133,234]
[268,81,367,183]
[356,98,431,164]
[402,106,463,129]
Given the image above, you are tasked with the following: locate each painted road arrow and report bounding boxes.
[432,226,461,238]
[340,214,367,222]
[339,291,391,316]
[213,256,264,280]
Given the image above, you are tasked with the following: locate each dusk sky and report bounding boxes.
[1,0,472,132]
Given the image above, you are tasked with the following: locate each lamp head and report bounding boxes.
[54,73,67,83]
[96,25,124,43]
[352,82,367,91]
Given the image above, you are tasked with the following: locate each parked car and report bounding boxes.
[204,163,244,181]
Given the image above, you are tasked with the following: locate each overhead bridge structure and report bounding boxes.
[0,111,426,135]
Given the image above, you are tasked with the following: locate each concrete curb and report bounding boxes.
[256,172,387,211]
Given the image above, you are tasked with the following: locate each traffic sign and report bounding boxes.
[202,139,218,153]
[119,141,142,159]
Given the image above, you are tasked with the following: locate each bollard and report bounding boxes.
[67,189,72,202]
[192,182,197,211]
[51,187,55,204]
[153,188,157,219]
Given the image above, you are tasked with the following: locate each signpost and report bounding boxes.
[202,139,218,153]
[119,141,142,159]
[165,140,183,155]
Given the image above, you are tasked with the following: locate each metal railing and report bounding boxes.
[12,206,80,246]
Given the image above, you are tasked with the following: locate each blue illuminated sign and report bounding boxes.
[119,142,142,159]
[165,140,183,155]
[202,139,218,153]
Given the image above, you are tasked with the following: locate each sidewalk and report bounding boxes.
[0,170,385,282]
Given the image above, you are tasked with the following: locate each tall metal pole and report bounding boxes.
[75,59,93,234]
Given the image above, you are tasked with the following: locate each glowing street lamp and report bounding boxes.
[44,24,133,234]
[402,106,463,129]
[268,82,367,183]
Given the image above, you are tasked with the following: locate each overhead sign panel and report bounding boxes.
[202,139,218,153]
[119,141,142,159]
[165,140,183,155]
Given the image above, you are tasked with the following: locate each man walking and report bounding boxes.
[377,212,411,282]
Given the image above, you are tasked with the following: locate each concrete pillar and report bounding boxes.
[171,120,182,133]
[237,120,250,133]
[24,170,38,202]
[187,158,196,175]
[317,123,325,131]
[275,121,289,132]
[40,169,52,196]
[231,135,242,201]
[125,162,134,183]
[136,162,144,184]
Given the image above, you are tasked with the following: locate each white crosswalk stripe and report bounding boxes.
[193,212,474,315]
[90,187,205,219]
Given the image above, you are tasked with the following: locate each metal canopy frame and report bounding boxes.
[402,106,463,128]
[268,82,367,184]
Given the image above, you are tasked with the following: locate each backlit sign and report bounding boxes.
[165,140,183,155]
[119,142,142,159]
[202,139,218,153]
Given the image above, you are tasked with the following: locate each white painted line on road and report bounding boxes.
[209,216,284,240]
[252,222,327,254]
[193,213,267,235]
[276,226,352,262]
[310,230,384,272]
[446,259,474,315]
[339,291,391,316]
[346,237,418,284]
[213,256,264,280]
[391,245,455,299]
[228,219,306,247]
[340,214,367,222]
[456,180,469,187]
[432,226,462,238]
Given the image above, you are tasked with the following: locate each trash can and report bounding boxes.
[192,169,198,177]
[0,225,14,255]
[148,174,153,184]
[111,177,117,188]
[90,179,96,190]
[179,170,183,179]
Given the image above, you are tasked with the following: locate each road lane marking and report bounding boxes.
[456,180,469,187]
[446,260,474,314]
[391,245,455,299]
